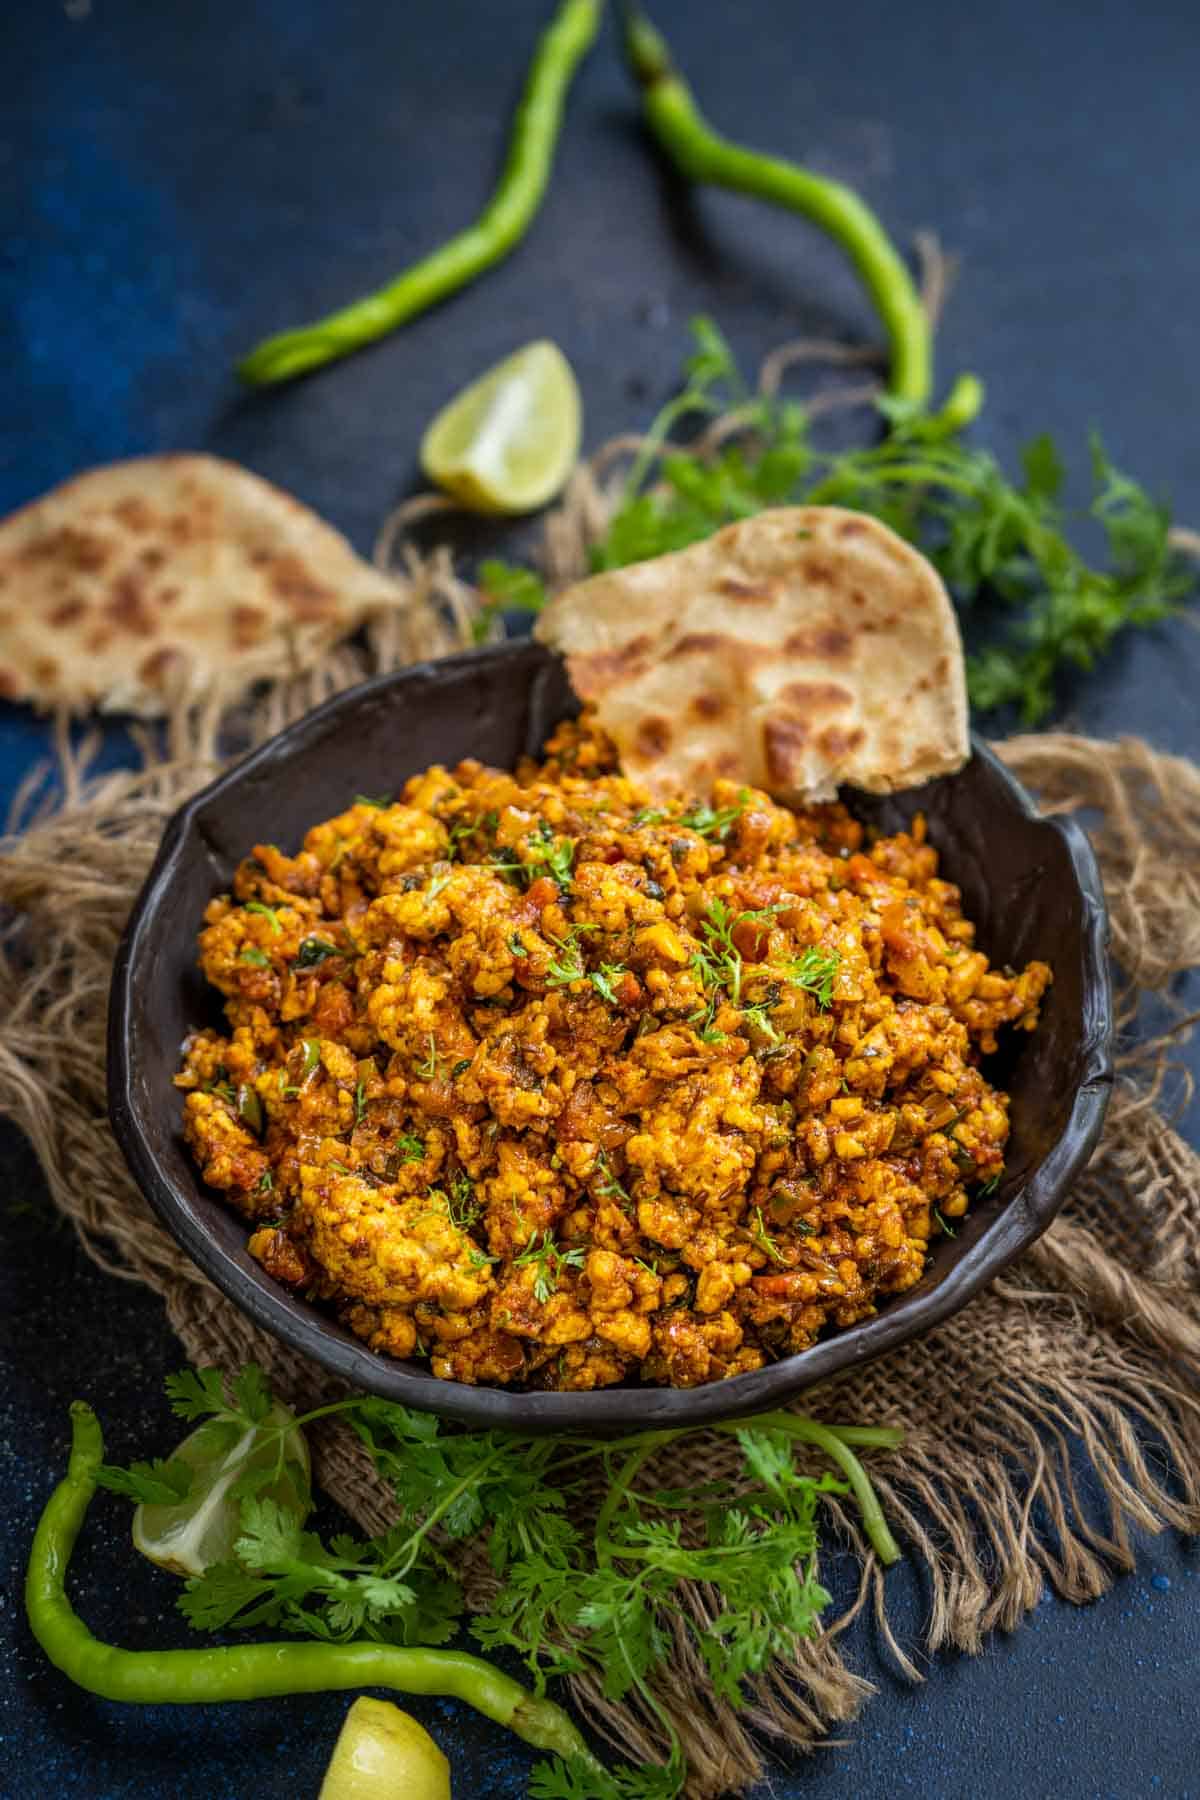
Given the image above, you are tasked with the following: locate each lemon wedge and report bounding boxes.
[131,1404,310,1578]
[319,1698,451,1799]
[420,339,581,514]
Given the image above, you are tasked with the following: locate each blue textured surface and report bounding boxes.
[2,1,1198,1796]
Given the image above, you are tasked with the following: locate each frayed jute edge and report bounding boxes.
[5,736,1200,1800]
[5,272,1200,1795]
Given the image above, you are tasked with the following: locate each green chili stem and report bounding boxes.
[920,371,986,437]
[26,1404,600,1772]
[814,1423,906,1450]
[238,0,601,386]
[624,6,969,414]
[732,1413,903,1565]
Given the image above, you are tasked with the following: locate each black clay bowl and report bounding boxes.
[109,640,1113,1433]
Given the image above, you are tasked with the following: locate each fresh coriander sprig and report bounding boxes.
[477,317,1195,723]
[446,1172,482,1232]
[749,1205,787,1264]
[594,1149,633,1208]
[589,962,627,1004]
[546,925,596,987]
[471,558,550,644]
[678,789,751,839]
[513,1231,587,1303]
[97,1364,905,1800]
[783,945,840,1008]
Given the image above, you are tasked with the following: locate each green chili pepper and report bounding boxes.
[623,6,978,418]
[238,0,601,386]
[26,1404,602,1770]
[237,1084,264,1137]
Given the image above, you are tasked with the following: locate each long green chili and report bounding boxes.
[623,6,974,417]
[26,1403,600,1771]
[238,0,601,386]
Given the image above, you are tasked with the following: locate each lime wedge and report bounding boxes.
[132,1403,310,1578]
[319,1698,451,1800]
[420,339,581,514]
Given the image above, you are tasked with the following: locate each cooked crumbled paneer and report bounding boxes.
[177,713,1050,1391]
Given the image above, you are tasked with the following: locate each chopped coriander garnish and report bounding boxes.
[679,789,751,839]
[446,1172,481,1231]
[589,962,626,1004]
[741,1000,783,1044]
[933,1207,958,1238]
[295,937,344,970]
[749,1205,787,1264]
[594,1149,632,1208]
[395,1133,425,1163]
[784,946,840,1009]
[532,833,575,890]
[545,926,593,988]
[513,1231,587,1304]
[239,946,272,967]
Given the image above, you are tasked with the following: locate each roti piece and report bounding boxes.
[535,505,969,801]
[0,455,417,714]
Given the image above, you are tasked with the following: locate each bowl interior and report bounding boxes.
[109,641,1112,1431]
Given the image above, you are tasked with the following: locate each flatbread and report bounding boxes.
[535,505,969,801]
[0,455,415,714]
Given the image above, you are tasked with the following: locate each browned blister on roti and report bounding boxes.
[535,505,969,800]
[0,455,424,715]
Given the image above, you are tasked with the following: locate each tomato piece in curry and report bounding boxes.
[176,717,1050,1391]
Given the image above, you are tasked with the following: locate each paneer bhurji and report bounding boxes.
[177,715,1050,1391]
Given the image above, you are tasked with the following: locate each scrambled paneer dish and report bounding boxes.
[177,718,1051,1391]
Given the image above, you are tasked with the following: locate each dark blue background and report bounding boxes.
[1,2,1197,1796]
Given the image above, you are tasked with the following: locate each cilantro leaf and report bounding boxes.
[179,1560,275,1632]
[784,946,840,1008]
[232,1363,273,1424]
[467,317,1195,723]
[95,1455,194,1506]
[164,1367,230,1421]
[112,1356,901,1800]
[471,559,549,644]
[234,1496,303,1570]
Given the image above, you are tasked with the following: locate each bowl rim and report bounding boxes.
[108,642,1114,1432]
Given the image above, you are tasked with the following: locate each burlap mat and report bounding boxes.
[3,682,1199,1796]
[4,289,1200,1790]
